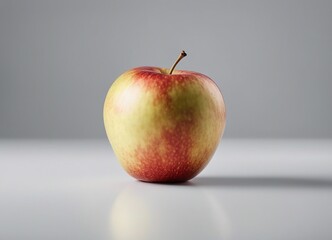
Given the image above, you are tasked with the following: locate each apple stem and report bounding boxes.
[169,50,187,74]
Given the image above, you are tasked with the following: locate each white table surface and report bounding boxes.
[1,139,332,240]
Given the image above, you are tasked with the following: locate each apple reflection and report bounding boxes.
[110,183,231,240]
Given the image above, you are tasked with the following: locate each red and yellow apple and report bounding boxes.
[103,51,226,182]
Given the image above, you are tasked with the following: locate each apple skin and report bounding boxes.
[103,66,226,182]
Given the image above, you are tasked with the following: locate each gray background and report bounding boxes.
[0,0,331,139]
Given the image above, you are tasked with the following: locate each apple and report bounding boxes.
[103,51,226,182]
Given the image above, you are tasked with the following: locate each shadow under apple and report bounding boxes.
[190,176,332,189]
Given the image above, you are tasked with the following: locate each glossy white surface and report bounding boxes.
[1,139,332,240]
